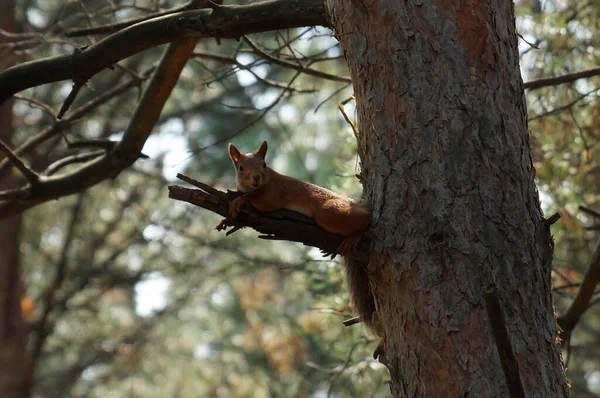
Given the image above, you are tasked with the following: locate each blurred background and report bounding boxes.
[1,0,600,396]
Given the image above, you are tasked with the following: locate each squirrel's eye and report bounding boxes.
[263,162,266,168]
[239,165,244,171]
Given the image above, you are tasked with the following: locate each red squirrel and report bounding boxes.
[227,141,380,339]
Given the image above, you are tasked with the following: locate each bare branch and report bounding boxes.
[0,138,39,184]
[64,0,220,37]
[0,38,197,219]
[244,37,351,83]
[0,66,154,180]
[0,0,328,105]
[557,237,600,340]
[524,66,600,91]
[0,186,29,201]
[13,95,57,120]
[579,205,600,220]
[43,151,105,176]
[56,78,87,119]
[24,195,85,394]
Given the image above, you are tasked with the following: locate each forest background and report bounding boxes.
[0,0,599,397]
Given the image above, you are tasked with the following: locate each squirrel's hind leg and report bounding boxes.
[338,232,364,256]
[315,199,370,236]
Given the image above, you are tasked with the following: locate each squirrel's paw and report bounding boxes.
[228,196,245,219]
[373,340,390,367]
[216,219,231,231]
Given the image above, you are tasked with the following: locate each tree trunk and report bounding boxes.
[325,1,569,396]
[0,1,27,397]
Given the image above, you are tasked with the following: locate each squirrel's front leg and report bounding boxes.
[229,194,248,219]
[216,195,247,232]
[217,195,248,232]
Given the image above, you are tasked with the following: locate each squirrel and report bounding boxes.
[227,141,382,344]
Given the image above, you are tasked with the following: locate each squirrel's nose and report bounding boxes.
[253,175,260,182]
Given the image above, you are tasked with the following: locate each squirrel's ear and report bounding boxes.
[255,140,268,159]
[228,143,242,163]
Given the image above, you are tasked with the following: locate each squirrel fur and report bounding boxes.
[227,141,379,336]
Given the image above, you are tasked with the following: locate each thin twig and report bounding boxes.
[245,37,351,84]
[0,138,39,184]
[327,340,364,398]
[192,51,316,93]
[43,151,105,176]
[0,186,30,201]
[176,173,228,199]
[314,83,351,114]
[528,86,598,121]
[338,103,359,138]
[13,94,57,120]
[57,78,88,119]
[517,33,539,50]
[0,39,197,219]
[187,71,301,154]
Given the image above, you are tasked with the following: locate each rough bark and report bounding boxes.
[325,1,569,397]
[0,1,27,397]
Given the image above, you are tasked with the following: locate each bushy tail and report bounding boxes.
[343,256,379,335]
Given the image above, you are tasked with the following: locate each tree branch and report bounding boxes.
[43,151,105,176]
[557,237,600,340]
[0,138,39,184]
[63,0,219,37]
[0,66,154,180]
[168,173,370,262]
[0,0,328,105]
[580,205,600,230]
[24,195,85,395]
[579,205,600,220]
[0,38,198,219]
[56,78,87,119]
[524,66,600,91]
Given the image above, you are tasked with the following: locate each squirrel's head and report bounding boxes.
[228,141,270,192]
